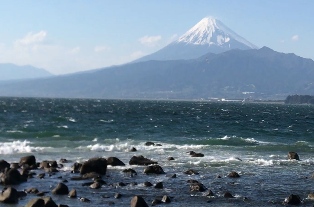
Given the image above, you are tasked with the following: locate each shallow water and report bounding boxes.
[0,98,313,206]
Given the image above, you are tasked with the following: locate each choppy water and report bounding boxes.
[0,97,314,206]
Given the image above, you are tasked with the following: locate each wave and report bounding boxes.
[0,140,48,154]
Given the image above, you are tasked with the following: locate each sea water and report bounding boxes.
[0,97,313,206]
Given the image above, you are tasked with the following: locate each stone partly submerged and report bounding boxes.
[130,195,149,207]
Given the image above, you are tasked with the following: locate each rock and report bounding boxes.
[52,183,69,195]
[90,181,102,189]
[38,173,45,179]
[227,171,240,178]
[130,195,149,207]
[187,179,199,184]
[224,191,234,198]
[68,189,77,198]
[166,173,176,178]
[143,181,153,187]
[123,168,137,176]
[107,157,125,166]
[184,169,199,175]
[284,194,301,205]
[205,189,215,197]
[152,198,162,205]
[0,168,27,185]
[114,193,122,199]
[79,197,91,202]
[143,165,165,174]
[167,157,175,161]
[26,188,39,194]
[0,187,19,203]
[190,182,207,192]
[72,162,82,173]
[288,152,300,160]
[155,182,163,189]
[190,151,204,157]
[145,142,155,146]
[0,160,10,173]
[59,158,68,163]
[42,196,58,207]
[40,160,58,169]
[129,155,157,165]
[80,157,107,175]
[19,155,36,169]
[25,198,45,207]
[130,147,137,152]
[58,205,69,207]
[162,195,171,203]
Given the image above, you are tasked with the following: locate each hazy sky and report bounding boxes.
[0,0,313,75]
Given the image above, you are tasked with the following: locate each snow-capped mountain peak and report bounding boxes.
[177,17,257,49]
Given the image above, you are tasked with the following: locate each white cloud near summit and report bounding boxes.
[138,35,162,46]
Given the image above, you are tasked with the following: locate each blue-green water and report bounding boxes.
[0,97,313,206]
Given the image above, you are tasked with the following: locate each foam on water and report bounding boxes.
[0,140,47,154]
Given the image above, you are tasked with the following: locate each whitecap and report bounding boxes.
[0,140,46,154]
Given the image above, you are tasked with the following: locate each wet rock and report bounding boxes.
[131,195,149,207]
[162,195,171,203]
[26,188,39,194]
[40,160,58,169]
[129,155,157,165]
[167,157,175,161]
[80,157,107,175]
[227,171,240,178]
[114,193,122,199]
[9,163,19,169]
[90,181,102,189]
[79,197,91,202]
[184,169,199,175]
[152,198,162,205]
[17,190,27,198]
[144,165,165,174]
[72,162,82,173]
[205,189,215,197]
[123,168,137,175]
[107,157,125,166]
[143,181,153,187]
[0,168,27,185]
[58,205,69,207]
[68,189,77,198]
[38,173,45,179]
[188,151,204,157]
[25,197,45,207]
[145,142,155,146]
[0,160,10,173]
[308,192,314,199]
[223,191,234,198]
[283,194,301,205]
[130,147,137,152]
[59,158,68,163]
[190,182,207,192]
[19,155,36,169]
[52,183,69,195]
[155,182,163,189]
[42,196,58,207]
[166,173,176,178]
[0,187,19,203]
[36,191,48,196]
[288,152,300,160]
[187,179,200,184]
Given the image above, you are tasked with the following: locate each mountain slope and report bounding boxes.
[0,63,53,81]
[135,17,257,62]
[0,47,313,100]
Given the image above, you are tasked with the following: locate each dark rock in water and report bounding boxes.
[224,191,234,198]
[145,142,155,146]
[9,163,19,169]
[83,172,102,179]
[152,198,162,205]
[19,155,36,169]
[79,197,91,202]
[284,194,301,205]
[36,191,48,196]
[0,187,19,203]
[187,151,204,157]
[116,182,127,187]
[162,195,171,203]
[40,160,58,169]
[190,182,207,192]
[58,204,69,207]
[143,165,165,174]
[0,160,10,173]
[308,192,314,199]
[17,190,27,198]
[288,152,300,160]
[167,157,175,161]
[90,181,102,189]
[38,173,45,179]
[166,173,176,178]
[155,182,163,189]
[123,168,137,175]
[131,195,149,207]
[187,179,199,184]
[130,147,137,152]
[155,144,162,146]
[143,181,153,187]
[129,155,157,165]
[0,168,27,185]
[114,193,122,199]
[52,183,69,195]
[80,157,107,175]
[26,188,39,194]
[42,196,58,207]
[25,197,45,207]
[107,157,125,166]
[59,158,68,163]
[72,162,82,173]
[227,171,240,178]
[205,189,215,197]
[68,189,77,198]
[184,169,199,175]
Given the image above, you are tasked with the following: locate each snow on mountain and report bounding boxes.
[177,17,257,49]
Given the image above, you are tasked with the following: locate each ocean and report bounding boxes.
[0,97,313,206]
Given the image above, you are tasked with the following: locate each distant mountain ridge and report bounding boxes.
[0,63,53,81]
[135,17,257,62]
[0,47,313,100]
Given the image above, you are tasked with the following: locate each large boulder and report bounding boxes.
[19,155,36,169]
[52,183,69,195]
[130,195,149,207]
[190,182,207,192]
[0,160,10,173]
[0,168,27,185]
[0,187,19,203]
[129,156,157,165]
[80,157,107,175]
[288,152,300,160]
[107,157,125,166]
[143,165,165,174]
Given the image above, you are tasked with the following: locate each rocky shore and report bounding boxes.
[0,147,312,207]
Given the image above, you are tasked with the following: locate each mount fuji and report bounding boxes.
[136,17,258,62]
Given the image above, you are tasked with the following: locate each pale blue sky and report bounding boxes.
[0,0,312,74]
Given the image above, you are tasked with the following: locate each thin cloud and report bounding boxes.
[15,31,47,46]
[69,46,80,54]
[291,35,299,41]
[130,51,145,59]
[94,46,110,52]
[138,35,161,46]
